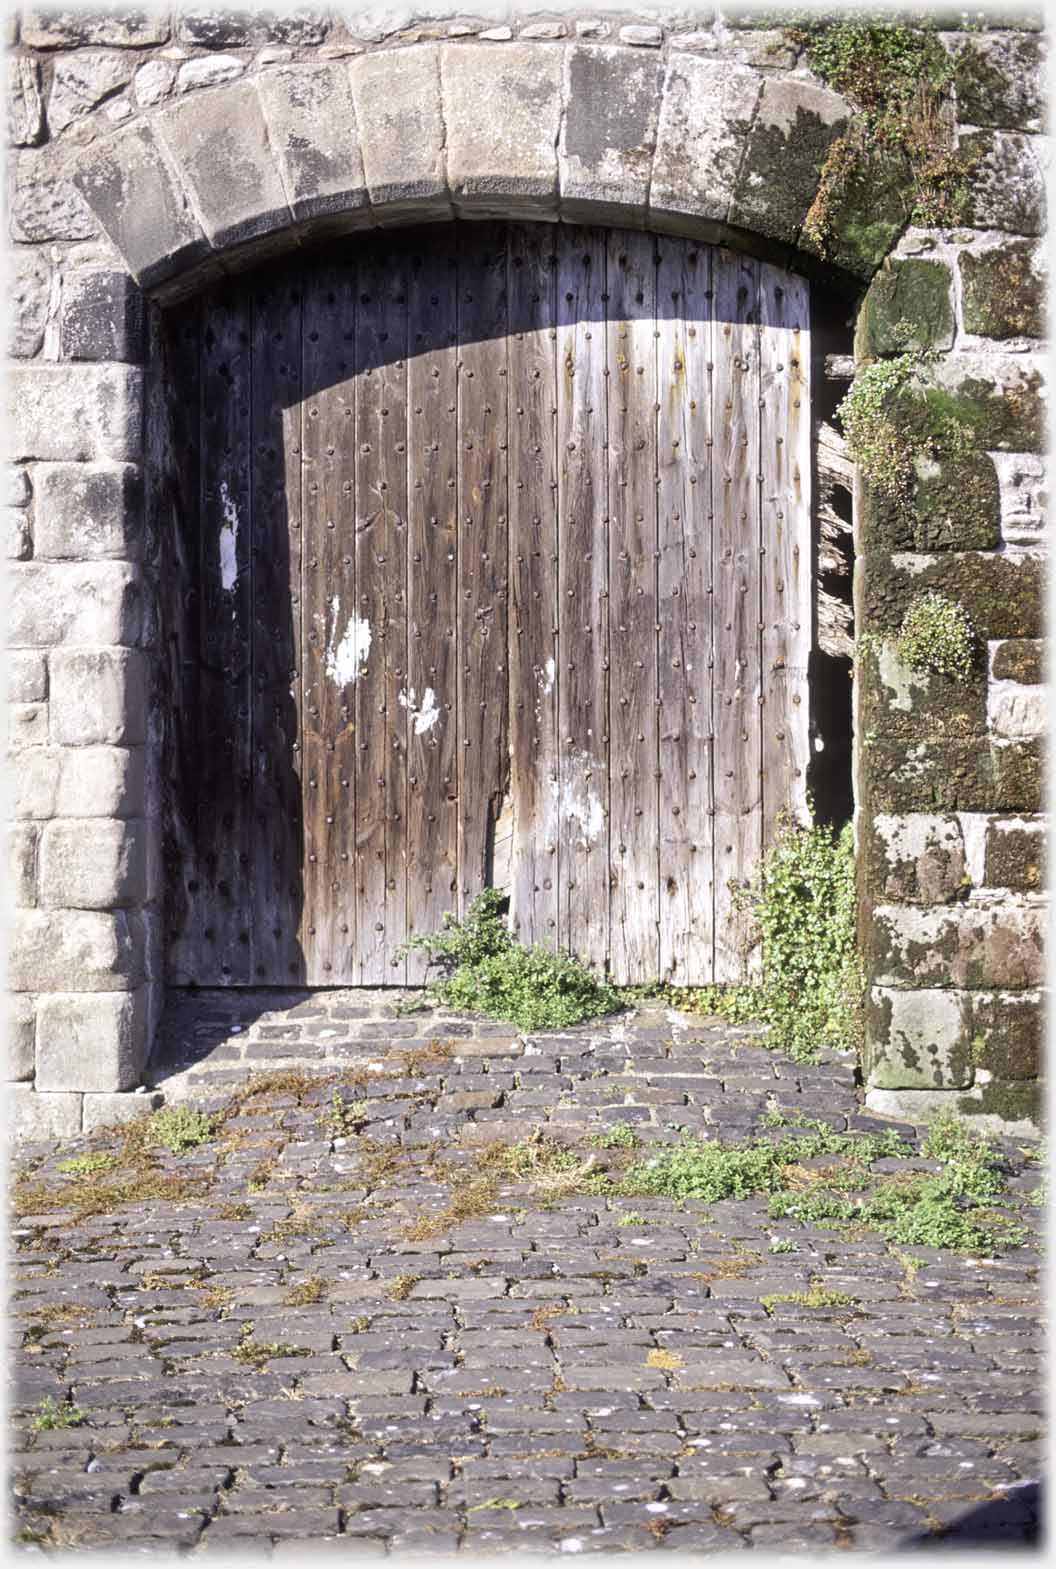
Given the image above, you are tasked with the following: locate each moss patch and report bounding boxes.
[961,242,1043,340]
[960,1080,1042,1126]
[860,737,1041,815]
[855,259,953,357]
[856,637,985,745]
[954,35,1043,130]
[991,640,1043,684]
[967,993,1042,1082]
[984,820,1045,893]
[861,552,1043,642]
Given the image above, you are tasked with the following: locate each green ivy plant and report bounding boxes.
[663,816,862,1064]
[836,352,922,507]
[402,887,621,1032]
[897,591,977,681]
[788,19,976,256]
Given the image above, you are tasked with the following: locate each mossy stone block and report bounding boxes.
[861,550,1043,641]
[857,638,986,745]
[968,993,1041,1080]
[958,1079,1041,1125]
[984,818,1045,892]
[854,259,954,358]
[860,737,1042,814]
[960,241,1043,340]
[862,814,968,906]
[991,639,1043,683]
[807,145,907,282]
[857,451,999,555]
[953,35,1044,131]
[864,986,972,1091]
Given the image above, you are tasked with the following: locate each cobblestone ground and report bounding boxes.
[10,993,1044,1554]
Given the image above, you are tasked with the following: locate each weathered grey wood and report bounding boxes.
[712,251,762,982]
[760,263,811,843]
[656,239,714,984]
[508,222,560,949]
[301,256,358,983]
[607,230,660,985]
[354,242,409,982]
[817,418,854,659]
[455,224,509,916]
[161,302,204,985]
[249,263,304,984]
[405,239,459,979]
[556,225,609,971]
[197,284,253,983]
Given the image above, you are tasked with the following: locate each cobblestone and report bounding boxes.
[8,995,1042,1551]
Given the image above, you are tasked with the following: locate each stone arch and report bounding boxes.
[69,40,863,302]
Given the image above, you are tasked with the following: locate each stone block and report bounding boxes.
[39,819,146,909]
[82,1088,163,1132]
[8,909,146,993]
[20,11,171,47]
[861,550,1043,642]
[177,54,244,93]
[8,994,37,1080]
[10,746,147,819]
[9,146,99,242]
[8,703,48,750]
[156,81,292,251]
[560,45,663,224]
[912,353,1045,454]
[349,44,451,223]
[134,59,175,106]
[729,75,849,245]
[35,987,149,1092]
[60,270,146,363]
[990,639,1043,684]
[954,33,1044,131]
[856,637,986,746]
[991,739,1044,813]
[988,683,1046,741]
[33,463,143,560]
[909,451,1000,553]
[7,365,143,462]
[441,43,562,218]
[71,121,212,292]
[865,1084,1039,1137]
[864,814,968,906]
[966,990,1042,1081]
[4,467,31,507]
[864,987,972,1091]
[257,63,368,229]
[8,651,48,704]
[49,649,149,746]
[7,562,145,647]
[48,50,134,135]
[854,260,954,358]
[5,508,32,559]
[8,824,40,907]
[984,817,1045,892]
[961,131,1045,236]
[9,1086,83,1142]
[10,250,51,358]
[7,54,45,146]
[650,55,760,231]
[178,8,328,47]
[869,904,1044,992]
[960,241,1044,341]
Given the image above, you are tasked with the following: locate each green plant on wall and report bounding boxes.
[835,351,922,508]
[897,591,978,681]
[789,19,977,259]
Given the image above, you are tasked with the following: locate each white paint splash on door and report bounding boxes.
[218,481,239,593]
[325,595,372,688]
[551,748,604,846]
[540,657,556,695]
[398,686,441,734]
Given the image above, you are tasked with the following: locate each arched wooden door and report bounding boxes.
[162,223,810,989]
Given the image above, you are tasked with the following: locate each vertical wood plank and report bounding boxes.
[656,239,715,984]
[405,239,459,980]
[712,251,762,982]
[354,240,409,983]
[249,260,304,984]
[606,229,660,985]
[160,301,203,985]
[197,284,253,983]
[555,226,610,971]
[456,223,509,917]
[508,223,560,950]
[301,255,358,983]
[759,263,812,844]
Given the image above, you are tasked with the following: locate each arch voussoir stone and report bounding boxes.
[69,41,857,300]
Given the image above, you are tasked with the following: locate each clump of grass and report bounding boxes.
[761,1282,857,1311]
[230,1324,308,1367]
[56,1153,115,1178]
[402,887,621,1031]
[148,1104,217,1154]
[646,1348,683,1371]
[31,1397,86,1432]
[898,592,977,681]
[283,1275,329,1307]
[584,1122,638,1150]
[383,1274,420,1302]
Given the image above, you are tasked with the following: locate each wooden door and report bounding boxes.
[163,224,810,988]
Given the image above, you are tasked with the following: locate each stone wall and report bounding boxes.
[5,4,1047,1137]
